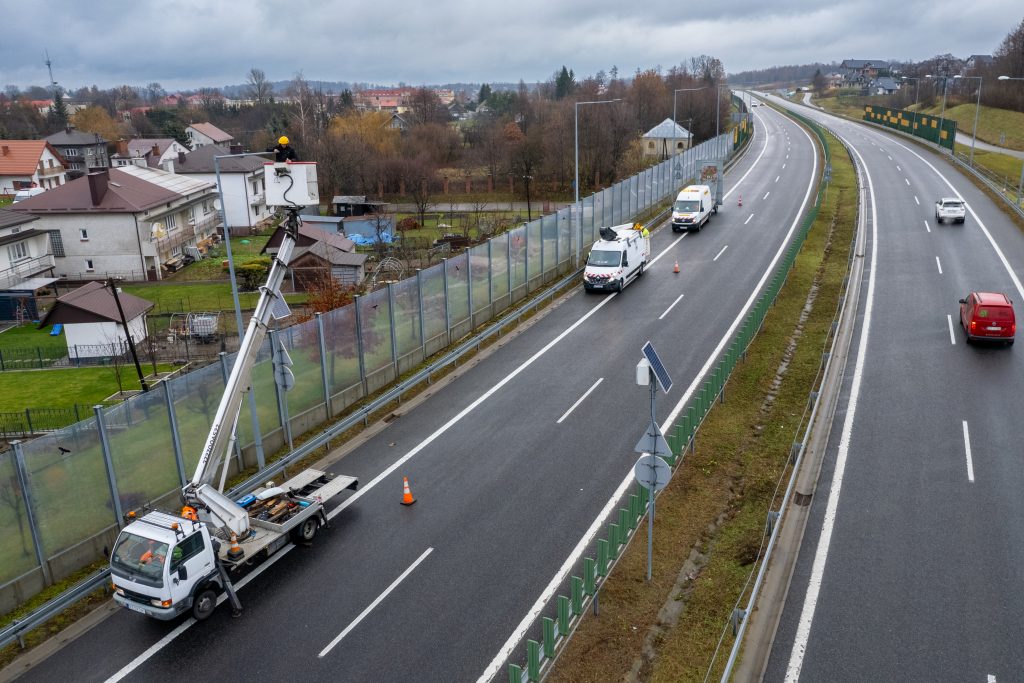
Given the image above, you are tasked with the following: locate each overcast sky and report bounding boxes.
[3,0,1019,90]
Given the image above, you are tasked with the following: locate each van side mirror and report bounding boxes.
[958,298,966,304]
[622,258,628,267]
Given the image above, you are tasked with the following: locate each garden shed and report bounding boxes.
[37,281,153,359]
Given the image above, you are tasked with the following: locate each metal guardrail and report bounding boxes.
[0,570,110,650]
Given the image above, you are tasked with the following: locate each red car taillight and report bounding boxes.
[970,320,977,331]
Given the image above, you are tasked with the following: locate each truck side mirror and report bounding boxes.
[177,565,188,581]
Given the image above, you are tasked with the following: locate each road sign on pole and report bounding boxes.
[635,420,671,458]
[633,453,671,492]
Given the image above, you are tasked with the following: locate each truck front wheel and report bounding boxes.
[192,588,217,621]
[291,517,319,543]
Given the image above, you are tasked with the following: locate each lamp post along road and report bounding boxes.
[575,98,620,265]
[927,74,952,153]
[999,76,1024,204]
[954,75,983,165]
[673,86,709,165]
[902,76,922,137]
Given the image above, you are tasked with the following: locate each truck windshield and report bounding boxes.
[111,532,168,584]
[588,250,622,267]
[674,200,699,212]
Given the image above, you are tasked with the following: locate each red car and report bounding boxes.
[959,291,1015,345]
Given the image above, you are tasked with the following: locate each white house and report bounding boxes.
[641,119,692,158]
[8,167,218,281]
[171,145,269,232]
[0,140,68,194]
[0,209,58,320]
[38,281,153,359]
[186,122,233,149]
[111,138,190,169]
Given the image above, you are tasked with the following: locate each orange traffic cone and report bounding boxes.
[227,532,245,560]
[738,194,743,207]
[401,476,416,506]
[673,260,680,274]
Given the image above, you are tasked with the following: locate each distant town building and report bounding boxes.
[45,127,110,175]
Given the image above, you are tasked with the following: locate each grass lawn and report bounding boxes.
[167,233,275,282]
[0,197,11,207]
[0,365,173,412]
[912,102,1024,151]
[0,323,66,355]
[954,142,1024,188]
[121,282,307,315]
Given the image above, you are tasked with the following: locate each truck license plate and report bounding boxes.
[124,601,148,614]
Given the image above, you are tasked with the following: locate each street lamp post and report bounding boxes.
[997,76,1024,205]
[215,150,272,468]
[927,74,952,153]
[954,75,983,165]
[575,98,621,265]
[673,86,708,162]
[902,76,922,136]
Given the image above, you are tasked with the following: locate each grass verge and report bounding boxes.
[547,125,857,682]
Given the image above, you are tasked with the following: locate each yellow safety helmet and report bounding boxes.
[278,136,289,145]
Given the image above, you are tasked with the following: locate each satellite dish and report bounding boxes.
[150,222,166,239]
[213,199,222,211]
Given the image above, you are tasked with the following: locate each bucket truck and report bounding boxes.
[110,162,358,621]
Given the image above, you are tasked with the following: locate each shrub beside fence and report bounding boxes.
[0,130,744,615]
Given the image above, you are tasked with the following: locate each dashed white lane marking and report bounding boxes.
[319,547,434,658]
[713,245,728,262]
[745,213,754,225]
[897,165,902,171]
[905,178,911,186]
[936,256,943,274]
[775,175,780,182]
[783,163,787,169]
[947,314,956,345]
[963,421,975,483]
[557,378,604,423]
[924,220,931,233]
[763,191,770,200]
[914,196,920,205]
[888,155,893,160]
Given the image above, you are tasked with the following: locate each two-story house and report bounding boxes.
[840,60,889,85]
[8,167,217,281]
[169,144,269,233]
[185,122,233,149]
[0,140,68,195]
[45,127,110,177]
[0,208,57,320]
[110,138,190,169]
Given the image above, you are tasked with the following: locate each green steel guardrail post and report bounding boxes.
[608,524,620,558]
[597,539,610,575]
[558,595,570,635]
[527,640,541,681]
[571,577,583,615]
[629,494,639,527]
[509,664,523,683]
[618,509,630,539]
[584,557,597,593]
[543,616,556,658]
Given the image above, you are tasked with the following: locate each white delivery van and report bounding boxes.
[584,224,650,293]
[671,184,714,232]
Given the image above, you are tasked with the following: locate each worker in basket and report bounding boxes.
[267,135,298,162]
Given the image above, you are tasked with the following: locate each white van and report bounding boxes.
[584,224,650,293]
[12,187,45,203]
[671,184,714,232]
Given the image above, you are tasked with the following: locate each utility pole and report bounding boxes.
[108,278,149,393]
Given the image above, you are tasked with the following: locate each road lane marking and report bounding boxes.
[319,547,433,658]
[479,105,815,683]
[963,421,974,483]
[924,220,931,233]
[989,675,997,682]
[783,163,786,169]
[557,378,604,422]
[936,256,943,274]
[947,314,956,345]
[763,191,770,200]
[914,196,920,205]
[775,175,780,182]
[658,294,685,321]
[888,155,892,160]
[905,178,910,186]
[897,165,902,171]
[786,154,789,159]
[713,245,729,262]
[786,130,877,682]
[745,214,754,225]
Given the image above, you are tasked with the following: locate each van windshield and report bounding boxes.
[674,200,699,212]
[588,250,622,267]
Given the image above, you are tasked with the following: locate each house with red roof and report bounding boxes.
[0,140,68,195]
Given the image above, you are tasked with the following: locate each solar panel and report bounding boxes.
[271,293,291,320]
[641,341,672,393]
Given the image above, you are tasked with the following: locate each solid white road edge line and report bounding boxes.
[658,294,685,321]
[936,256,943,274]
[318,547,433,658]
[477,101,799,683]
[963,421,975,483]
[785,130,877,682]
[947,314,956,345]
[714,245,729,262]
[557,378,604,424]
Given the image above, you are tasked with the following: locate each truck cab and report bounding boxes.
[584,224,650,293]
[672,185,714,232]
[111,511,221,621]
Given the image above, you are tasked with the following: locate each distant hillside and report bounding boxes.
[728,63,837,86]
[219,80,528,97]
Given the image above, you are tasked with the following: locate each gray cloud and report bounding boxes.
[3,0,1018,90]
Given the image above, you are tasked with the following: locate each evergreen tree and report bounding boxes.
[47,89,69,131]
[478,83,492,103]
[554,66,576,100]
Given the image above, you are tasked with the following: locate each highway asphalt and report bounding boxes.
[761,96,1024,682]
[15,102,823,683]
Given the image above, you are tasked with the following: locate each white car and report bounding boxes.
[935,197,966,225]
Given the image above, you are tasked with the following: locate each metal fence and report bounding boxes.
[0,130,740,613]
[0,405,112,438]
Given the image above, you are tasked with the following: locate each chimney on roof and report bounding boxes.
[116,139,128,156]
[178,151,186,165]
[151,143,160,158]
[65,125,72,135]
[229,144,243,155]
[1,145,8,157]
[87,170,109,206]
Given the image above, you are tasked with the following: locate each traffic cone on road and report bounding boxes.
[673,260,680,274]
[738,194,743,207]
[401,476,417,506]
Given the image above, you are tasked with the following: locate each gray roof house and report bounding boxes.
[642,118,693,158]
[45,127,109,175]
